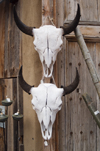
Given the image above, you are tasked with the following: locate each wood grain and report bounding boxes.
[0,1,21,79]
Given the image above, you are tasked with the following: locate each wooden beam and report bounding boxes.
[82,93,100,129]
[42,0,58,150]
[65,25,100,42]
[42,0,51,150]
[64,21,100,26]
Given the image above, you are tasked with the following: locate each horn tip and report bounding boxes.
[77,3,81,17]
[75,67,80,81]
[19,66,23,76]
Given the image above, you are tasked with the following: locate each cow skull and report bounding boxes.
[31,83,63,140]
[14,4,81,77]
[18,66,79,140]
[33,25,63,77]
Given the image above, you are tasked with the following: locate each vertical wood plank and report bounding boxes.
[21,0,42,150]
[65,0,98,22]
[4,79,14,151]
[0,128,4,151]
[13,78,18,151]
[4,1,21,78]
[0,79,5,151]
[56,0,67,151]
[0,2,5,78]
[18,78,24,149]
[98,0,100,21]
[96,43,100,151]
[42,0,53,25]
[64,41,98,151]
[4,0,10,78]
[65,0,75,20]
[42,0,59,150]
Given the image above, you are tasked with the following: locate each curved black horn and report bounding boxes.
[19,66,34,94]
[13,6,34,36]
[60,4,81,36]
[61,68,79,96]
[10,0,18,4]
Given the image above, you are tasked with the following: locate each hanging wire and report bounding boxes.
[48,16,55,26]
[42,15,55,26]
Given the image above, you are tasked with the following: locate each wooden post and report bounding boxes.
[42,0,58,150]
[42,0,54,25]
[74,27,100,100]
[82,93,100,129]
[42,0,51,149]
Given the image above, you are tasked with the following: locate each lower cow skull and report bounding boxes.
[31,83,63,140]
[18,66,79,140]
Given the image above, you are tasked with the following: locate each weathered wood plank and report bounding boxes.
[95,43,100,151]
[65,0,76,21]
[0,128,4,151]
[98,0,100,21]
[64,41,98,151]
[65,0,98,22]
[0,79,5,104]
[19,144,24,151]
[56,0,67,151]
[42,0,54,25]
[12,78,18,151]
[0,79,6,151]
[65,25,100,39]
[1,1,22,78]
[17,77,24,148]
[0,2,5,78]
[42,0,59,150]
[20,0,42,150]
[4,0,10,78]
[5,79,14,151]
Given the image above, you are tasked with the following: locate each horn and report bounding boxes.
[13,6,34,36]
[19,66,34,94]
[10,0,18,4]
[61,68,79,96]
[60,4,81,36]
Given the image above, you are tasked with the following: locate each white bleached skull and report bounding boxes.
[18,66,79,140]
[33,25,63,77]
[30,83,63,140]
[14,4,80,77]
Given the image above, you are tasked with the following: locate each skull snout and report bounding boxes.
[40,107,53,140]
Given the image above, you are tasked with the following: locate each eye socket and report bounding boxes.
[34,44,36,47]
[59,103,62,109]
[60,45,62,50]
[32,104,35,110]
[34,44,37,50]
[33,41,37,48]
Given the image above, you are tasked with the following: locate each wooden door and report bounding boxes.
[56,0,100,151]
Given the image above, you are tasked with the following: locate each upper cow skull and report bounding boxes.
[14,4,81,77]
[18,66,79,140]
